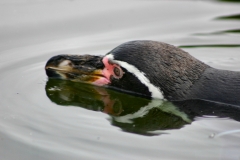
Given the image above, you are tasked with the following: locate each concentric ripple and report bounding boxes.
[1,1,240,160]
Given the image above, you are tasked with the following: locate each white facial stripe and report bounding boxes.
[106,54,164,99]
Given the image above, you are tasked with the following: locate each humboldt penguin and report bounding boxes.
[45,40,240,106]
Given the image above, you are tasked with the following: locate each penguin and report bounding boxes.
[45,40,240,106]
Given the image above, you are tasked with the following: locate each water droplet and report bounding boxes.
[209,133,215,138]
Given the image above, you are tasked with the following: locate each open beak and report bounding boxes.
[45,54,110,86]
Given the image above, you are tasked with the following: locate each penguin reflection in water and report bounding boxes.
[45,40,240,106]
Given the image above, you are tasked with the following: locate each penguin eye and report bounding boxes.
[113,66,124,78]
[114,67,120,76]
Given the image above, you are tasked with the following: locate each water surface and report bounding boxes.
[1,1,240,160]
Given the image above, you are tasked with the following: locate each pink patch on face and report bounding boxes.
[91,57,114,86]
[102,56,124,78]
[92,56,124,86]
[102,56,115,80]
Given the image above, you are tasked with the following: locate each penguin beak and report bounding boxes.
[45,55,111,86]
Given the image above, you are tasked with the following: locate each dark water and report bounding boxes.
[1,1,240,160]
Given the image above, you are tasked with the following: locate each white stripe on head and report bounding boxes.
[105,54,164,99]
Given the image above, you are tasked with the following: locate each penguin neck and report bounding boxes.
[186,67,240,106]
[145,49,209,101]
